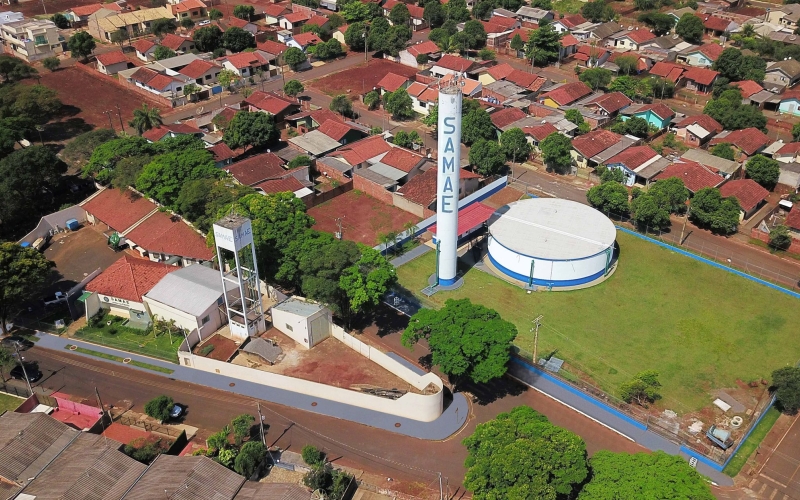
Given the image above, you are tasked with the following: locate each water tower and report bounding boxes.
[213,214,266,340]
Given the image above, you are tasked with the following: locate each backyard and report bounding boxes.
[0,392,24,413]
[74,314,180,363]
[396,231,800,414]
[309,59,419,97]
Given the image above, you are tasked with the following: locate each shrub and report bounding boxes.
[200,344,216,356]
[302,444,326,466]
[144,395,174,421]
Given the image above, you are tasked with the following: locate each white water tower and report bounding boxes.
[213,214,266,340]
[436,74,463,286]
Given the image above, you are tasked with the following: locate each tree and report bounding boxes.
[0,147,66,231]
[342,0,380,22]
[222,111,278,153]
[209,8,223,20]
[339,246,396,316]
[128,104,163,135]
[469,139,505,176]
[234,4,255,20]
[711,143,735,160]
[794,123,800,142]
[509,33,524,54]
[471,0,493,20]
[234,441,266,478]
[385,88,414,120]
[638,12,675,36]
[579,67,612,90]
[217,68,239,90]
[649,176,689,213]
[525,23,562,66]
[113,155,151,190]
[223,27,255,53]
[499,128,531,164]
[298,237,361,316]
[392,130,421,148]
[579,451,714,500]
[67,31,96,61]
[288,155,312,169]
[746,154,780,189]
[0,55,37,83]
[0,243,53,334]
[180,17,195,30]
[676,13,703,44]
[231,413,255,445]
[390,3,410,25]
[62,128,117,168]
[428,27,450,50]
[344,22,367,51]
[403,299,517,389]
[329,94,353,117]
[705,89,767,131]
[463,406,589,500]
[478,47,496,61]
[424,1,445,28]
[110,28,129,48]
[713,47,766,83]
[564,109,590,135]
[771,366,800,414]
[136,149,220,207]
[461,19,487,50]
[530,0,552,8]
[614,55,640,76]
[462,108,494,145]
[587,181,629,215]
[194,25,223,52]
[150,18,177,37]
[52,13,70,29]
[144,395,174,421]
[540,132,572,174]
[283,79,304,98]
[302,445,326,466]
[206,426,230,452]
[769,225,792,250]
[0,84,61,125]
[620,370,661,406]
[283,47,307,70]
[0,346,15,381]
[690,187,741,234]
[444,0,471,23]
[363,89,380,110]
[608,75,651,100]
[153,45,176,60]
[423,104,438,132]
[612,117,649,138]
[176,179,253,231]
[630,191,671,231]
[581,0,615,23]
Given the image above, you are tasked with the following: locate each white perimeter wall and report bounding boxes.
[488,236,611,283]
[19,205,88,245]
[178,324,444,422]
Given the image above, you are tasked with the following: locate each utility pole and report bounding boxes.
[531,315,543,366]
[13,344,33,396]
[115,105,125,132]
[256,402,266,446]
[438,473,443,500]
[103,110,115,132]
[334,216,344,240]
[363,29,368,62]
[679,201,691,246]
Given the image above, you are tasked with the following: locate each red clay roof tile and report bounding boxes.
[381,147,425,173]
[125,212,213,260]
[653,160,724,193]
[377,73,409,92]
[719,179,769,212]
[225,152,286,185]
[82,189,155,232]
[85,255,177,302]
[709,128,770,156]
[96,51,128,66]
[571,129,622,158]
[490,107,527,129]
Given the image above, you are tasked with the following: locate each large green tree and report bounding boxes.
[283,47,307,70]
[233,4,255,20]
[581,0,615,22]
[67,31,96,61]
[62,128,117,168]
[587,180,629,215]
[0,55,38,83]
[339,246,396,316]
[463,406,589,500]
[298,236,361,316]
[771,366,800,414]
[525,23,562,67]
[469,139,505,176]
[0,147,66,233]
[235,441,266,478]
[344,22,367,51]
[0,243,54,334]
[690,187,741,234]
[144,395,174,421]
[402,298,517,389]
[579,67,612,90]
[746,154,780,189]
[0,84,62,125]
[631,191,671,231]
[540,132,572,174]
[135,148,220,207]
[194,25,223,52]
[223,27,255,53]
[176,179,254,232]
[711,143,735,161]
[128,104,163,135]
[579,451,714,499]
[676,13,704,44]
[713,47,766,83]
[223,111,278,152]
[385,88,414,120]
[462,108,495,145]
[499,127,531,164]
[389,3,410,25]
[638,12,675,36]
[0,116,33,159]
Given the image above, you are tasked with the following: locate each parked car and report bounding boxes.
[170,404,184,419]
[10,363,42,383]
[43,292,66,306]
[1,335,34,351]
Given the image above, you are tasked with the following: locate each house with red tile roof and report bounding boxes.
[224,152,288,185]
[709,127,771,157]
[254,177,311,198]
[170,0,208,22]
[620,102,675,130]
[178,58,221,85]
[678,43,724,67]
[653,160,725,193]
[279,12,311,30]
[243,91,300,122]
[649,61,685,83]
[379,147,428,176]
[289,32,323,51]
[133,39,157,61]
[774,142,800,163]
[218,50,275,78]
[505,70,548,92]
[141,123,203,143]
[399,40,442,68]
[539,81,592,107]
[85,255,178,318]
[570,129,625,169]
[125,212,211,263]
[673,114,723,146]
[681,67,719,93]
[583,92,632,117]
[606,145,670,186]
[96,51,130,75]
[377,73,411,94]
[610,28,656,51]
[505,28,530,56]
[208,142,236,166]
[607,51,649,74]
[731,80,763,99]
[330,135,393,168]
[66,3,116,22]
[703,15,736,36]
[81,188,157,233]
[224,16,258,34]
[572,44,610,67]
[126,66,187,95]
[257,40,287,58]
[523,122,559,150]
[265,4,289,25]
[430,54,479,77]
[485,63,515,82]
[397,167,480,211]
[316,119,365,144]
[785,205,800,233]
[552,14,586,33]
[490,107,527,131]
[160,34,195,53]
[719,179,769,219]
[405,82,438,115]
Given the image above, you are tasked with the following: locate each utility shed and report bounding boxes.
[271,297,331,349]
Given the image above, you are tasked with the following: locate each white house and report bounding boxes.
[132,39,156,61]
[95,50,129,75]
[272,297,332,349]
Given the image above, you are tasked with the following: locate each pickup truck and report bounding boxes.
[43,292,66,306]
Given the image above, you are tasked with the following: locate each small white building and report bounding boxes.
[272,297,331,349]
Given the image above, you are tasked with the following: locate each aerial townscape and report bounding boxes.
[5,0,800,498]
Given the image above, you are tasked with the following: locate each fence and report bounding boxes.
[306,180,353,208]
[116,414,186,438]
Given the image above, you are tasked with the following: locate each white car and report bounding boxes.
[198,20,211,26]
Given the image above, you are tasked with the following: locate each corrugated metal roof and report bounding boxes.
[124,455,245,500]
[273,297,324,317]
[145,265,236,317]
[0,412,79,485]
[368,162,408,181]
[234,482,309,499]
[243,338,283,364]
[288,130,342,156]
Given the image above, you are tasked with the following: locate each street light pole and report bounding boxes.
[13,344,33,396]
[679,202,691,246]
[115,105,125,132]
[103,110,114,132]
[531,315,543,366]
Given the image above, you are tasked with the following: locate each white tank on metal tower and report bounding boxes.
[436,74,464,286]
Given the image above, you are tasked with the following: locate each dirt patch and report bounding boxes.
[194,333,240,361]
[481,186,525,209]
[27,67,166,140]
[308,190,421,246]
[309,59,419,97]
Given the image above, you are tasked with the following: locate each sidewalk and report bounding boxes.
[32,332,468,441]
[508,359,735,487]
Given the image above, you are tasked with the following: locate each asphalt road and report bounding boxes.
[17,343,644,496]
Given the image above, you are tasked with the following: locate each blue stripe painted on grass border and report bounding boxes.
[680,445,725,471]
[616,227,800,300]
[511,358,648,431]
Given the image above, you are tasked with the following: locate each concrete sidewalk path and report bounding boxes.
[34,332,468,441]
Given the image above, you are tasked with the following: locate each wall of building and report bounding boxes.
[143,297,207,335]
[353,174,395,205]
[392,193,426,217]
[19,204,88,245]
[272,304,331,348]
[316,162,351,184]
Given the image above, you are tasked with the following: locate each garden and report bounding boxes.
[74,310,182,363]
[396,230,800,414]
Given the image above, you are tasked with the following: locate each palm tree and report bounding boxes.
[128,104,163,135]
[741,23,756,38]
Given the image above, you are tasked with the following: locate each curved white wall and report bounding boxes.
[487,235,613,287]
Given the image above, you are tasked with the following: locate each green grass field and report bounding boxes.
[74,318,179,363]
[0,392,24,413]
[397,232,800,413]
[722,407,781,477]
[65,345,174,374]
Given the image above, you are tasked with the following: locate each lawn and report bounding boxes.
[0,392,24,413]
[552,0,585,14]
[74,316,180,363]
[65,345,174,374]
[396,231,800,413]
[722,407,781,477]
